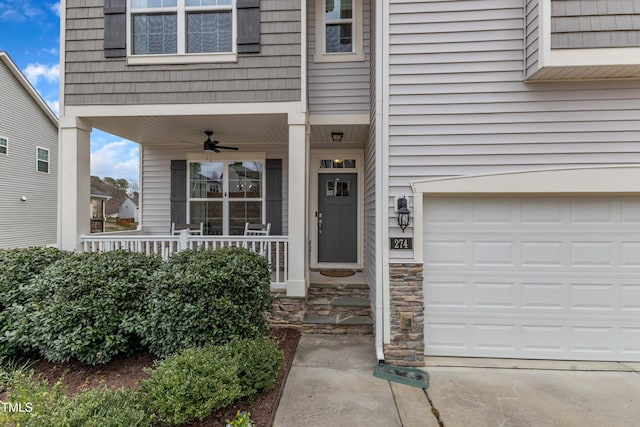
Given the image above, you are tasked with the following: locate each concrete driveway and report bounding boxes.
[423,359,640,427]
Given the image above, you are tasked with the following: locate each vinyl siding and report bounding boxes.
[551,0,640,48]
[0,62,58,249]
[64,0,301,105]
[307,0,371,114]
[141,145,288,234]
[388,0,640,260]
[364,0,377,315]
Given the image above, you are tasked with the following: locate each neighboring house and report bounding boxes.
[59,1,640,365]
[118,196,139,222]
[90,187,111,233]
[0,51,58,249]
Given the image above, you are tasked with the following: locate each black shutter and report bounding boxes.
[104,0,126,58]
[266,159,282,235]
[171,160,187,227]
[237,0,260,54]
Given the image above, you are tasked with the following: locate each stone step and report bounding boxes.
[303,313,374,326]
[308,281,369,290]
[330,297,370,307]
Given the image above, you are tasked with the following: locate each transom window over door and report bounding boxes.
[130,0,234,55]
[188,160,264,235]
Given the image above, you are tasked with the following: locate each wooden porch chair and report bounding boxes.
[243,223,271,255]
[171,222,204,235]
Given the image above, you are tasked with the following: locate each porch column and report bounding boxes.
[58,117,92,251]
[287,112,309,297]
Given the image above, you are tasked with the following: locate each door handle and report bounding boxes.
[318,212,323,235]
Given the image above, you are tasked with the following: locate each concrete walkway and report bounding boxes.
[274,334,640,427]
[272,335,436,427]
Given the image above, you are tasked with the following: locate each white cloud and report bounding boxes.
[24,63,59,85]
[0,1,45,21]
[91,140,140,182]
[49,2,60,16]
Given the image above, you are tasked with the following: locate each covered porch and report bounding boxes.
[59,103,309,297]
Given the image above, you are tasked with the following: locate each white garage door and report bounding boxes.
[423,196,640,361]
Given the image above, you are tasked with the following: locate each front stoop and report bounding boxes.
[302,273,374,335]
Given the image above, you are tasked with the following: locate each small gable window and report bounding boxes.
[37,147,49,173]
[0,137,7,155]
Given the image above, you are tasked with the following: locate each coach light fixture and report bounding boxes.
[397,196,411,232]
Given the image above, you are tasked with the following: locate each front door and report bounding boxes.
[317,173,357,263]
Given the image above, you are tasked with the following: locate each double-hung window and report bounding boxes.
[37,147,49,173]
[188,159,264,235]
[0,137,7,155]
[130,0,234,56]
[315,0,363,62]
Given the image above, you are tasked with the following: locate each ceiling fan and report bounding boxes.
[184,131,239,152]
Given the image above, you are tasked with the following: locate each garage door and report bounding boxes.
[423,196,640,361]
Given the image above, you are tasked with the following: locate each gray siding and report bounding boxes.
[525,0,539,79]
[0,61,58,249]
[551,0,640,48]
[364,0,377,315]
[388,0,640,260]
[141,145,288,234]
[307,0,371,114]
[64,0,301,105]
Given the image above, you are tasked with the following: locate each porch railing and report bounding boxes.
[79,232,288,289]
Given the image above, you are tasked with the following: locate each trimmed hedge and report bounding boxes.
[138,247,273,357]
[0,247,70,358]
[15,250,161,365]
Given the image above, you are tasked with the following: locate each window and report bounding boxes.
[0,137,7,155]
[37,147,49,173]
[315,0,363,62]
[188,160,264,235]
[130,0,233,56]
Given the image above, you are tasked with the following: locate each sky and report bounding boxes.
[0,0,140,183]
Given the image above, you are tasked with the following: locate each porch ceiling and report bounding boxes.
[87,115,370,147]
[88,114,290,146]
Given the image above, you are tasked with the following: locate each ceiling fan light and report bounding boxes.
[204,139,215,152]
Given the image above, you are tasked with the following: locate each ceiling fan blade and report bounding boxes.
[214,147,220,153]
[215,145,239,151]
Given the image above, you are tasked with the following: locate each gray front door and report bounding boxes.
[318,173,357,263]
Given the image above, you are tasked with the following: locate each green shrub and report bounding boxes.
[229,337,283,396]
[16,250,161,365]
[139,247,273,357]
[140,345,243,425]
[0,370,68,427]
[0,247,70,358]
[59,387,155,427]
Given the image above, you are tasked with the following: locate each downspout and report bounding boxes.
[300,0,308,114]
[374,0,388,362]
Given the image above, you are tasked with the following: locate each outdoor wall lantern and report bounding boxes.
[397,196,411,232]
[331,132,344,142]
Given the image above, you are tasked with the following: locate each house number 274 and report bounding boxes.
[390,238,413,250]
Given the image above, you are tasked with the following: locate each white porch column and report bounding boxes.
[58,117,92,251]
[287,112,309,297]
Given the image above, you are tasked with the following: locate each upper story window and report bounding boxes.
[37,147,49,173]
[131,0,233,55]
[315,0,363,62]
[0,137,7,155]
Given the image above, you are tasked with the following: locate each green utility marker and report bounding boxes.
[373,364,429,389]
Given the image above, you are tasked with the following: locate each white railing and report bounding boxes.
[79,232,288,289]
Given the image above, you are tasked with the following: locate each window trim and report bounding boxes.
[186,152,266,235]
[36,146,49,174]
[314,0,364,63]
[0,136,7,155]
[127,0,238,64]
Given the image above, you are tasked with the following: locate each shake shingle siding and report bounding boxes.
[64,0,301,105]
[387,0,640,259]
[551,0,640,48]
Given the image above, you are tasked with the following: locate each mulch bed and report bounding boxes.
[29,328,301,427]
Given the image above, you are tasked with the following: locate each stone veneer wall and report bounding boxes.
[384,263,425,367]
[267,291,305,330]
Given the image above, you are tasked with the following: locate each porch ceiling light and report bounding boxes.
[331,132,343,142]
[397,196,411,233]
